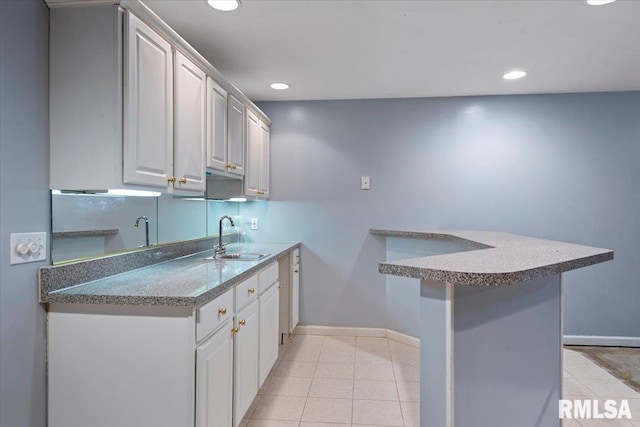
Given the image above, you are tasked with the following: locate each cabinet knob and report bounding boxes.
[294,269,299,273]
[178,177,187,185]
[224,163,232,169]
[231,164,237,170]
[167,176,176,184]
[239,319,246,326]
[278,285,284,290]
[218,308,227,316]
[231,327,239,334]
[248,288,255,294]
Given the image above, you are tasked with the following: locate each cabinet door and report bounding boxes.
[196,320,233,427]
[259,283,279,387]
[174,51,206,193]
[123,13,174,189]
[244,109,260,197]
[290,264,300,333]
[233,299,259,427]
[206,77,228,172]
[227,95,245,176]
[258,121,270,199]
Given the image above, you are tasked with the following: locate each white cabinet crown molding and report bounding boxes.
[46,0,271,126]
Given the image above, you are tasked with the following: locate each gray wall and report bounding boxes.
[251,92,640,339]
[0,1,49,426]
[385,237,476,338]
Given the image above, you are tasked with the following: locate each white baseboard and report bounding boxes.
[386,329,420,348]
[293,325,419,348]
[294,325,386,337]
[293,327,639,348]
[563,335,640,347]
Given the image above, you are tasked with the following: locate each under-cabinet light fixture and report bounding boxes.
[52,189,161,197]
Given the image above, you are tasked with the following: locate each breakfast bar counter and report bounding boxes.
[372,228,613,427]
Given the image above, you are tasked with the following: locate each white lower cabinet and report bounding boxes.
[259,282,280,387]
[47,258,289,427]
[291,257,300,331]
[233,299,260,427]
[278,249,301,337]
[196,319,234,427]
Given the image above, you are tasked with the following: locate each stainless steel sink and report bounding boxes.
[205,253,269,261]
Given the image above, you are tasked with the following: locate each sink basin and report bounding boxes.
[205,253,270,261]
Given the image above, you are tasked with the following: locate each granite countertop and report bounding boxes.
[371,229,613,286]
[44,242,299,307]
[52,229,119,238]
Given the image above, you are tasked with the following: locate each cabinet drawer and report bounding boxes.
[292,248,300,266]
[197,288,234,342]
[258,262,278,295]
[235,274,258,311]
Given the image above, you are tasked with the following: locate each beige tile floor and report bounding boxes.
[240,334,639,427]
[563,348,639,427]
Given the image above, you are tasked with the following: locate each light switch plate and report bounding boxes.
[361,176,371,190]
[250,218,259,230]
[10,232,47,265]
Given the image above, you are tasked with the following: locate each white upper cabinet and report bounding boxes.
[206,77,228,173]
[227,95,246,177]
[245,109,270,199]
[174,51,207,192]
[49,4,269,195]
[259,120,270,198]
[245,109,261,197]
[123,14,174,189]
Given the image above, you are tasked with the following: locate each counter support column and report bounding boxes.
[420,281,454,426]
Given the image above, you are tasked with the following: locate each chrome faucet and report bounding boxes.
[134,215,150,247]
[215,215,235,258]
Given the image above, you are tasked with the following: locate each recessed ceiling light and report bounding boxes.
[208,0,241,12]
[586,0,616,5]
[270,82,290,90]
[503,70,527,80]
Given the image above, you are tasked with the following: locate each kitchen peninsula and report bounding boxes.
[372,229,613,427]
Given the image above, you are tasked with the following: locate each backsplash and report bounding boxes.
[51,193,248,263]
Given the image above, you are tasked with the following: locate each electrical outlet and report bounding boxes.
[250,218,259,230]
[10,232,47,265]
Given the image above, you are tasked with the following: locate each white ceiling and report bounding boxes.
[146,1,639,101]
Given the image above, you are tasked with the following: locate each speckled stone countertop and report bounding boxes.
[371,229,613,286]
[52,229,119,238]
[42,242,299,307]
